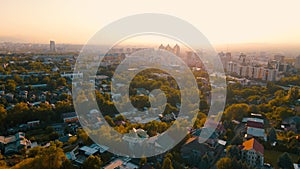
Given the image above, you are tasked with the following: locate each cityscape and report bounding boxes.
[0,1,300,169]
[0,40,298,169]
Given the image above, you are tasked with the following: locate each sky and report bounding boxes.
[1,0,300,45]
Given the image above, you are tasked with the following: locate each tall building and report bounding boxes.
[253,67,263,79]
[158,44,165,50]
[266,69,275,81]
[173,44,180,56]
[165,44,172,52]
[50,40,56,52]
[158,44,180,56]
[239,53,247,64]
[295,55,300,69]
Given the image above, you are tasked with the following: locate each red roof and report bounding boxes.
[246,121,264,129]
[242,138,264,155]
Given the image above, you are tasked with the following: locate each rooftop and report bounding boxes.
[242,117,264,124]
[62,112,77,118]
[246,121,264,129]
[79,146,98,156]
[103,158,138,169]
[242,138,264,155]
[246,127,265,138]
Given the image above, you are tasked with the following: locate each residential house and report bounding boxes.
[180,136,214,166]
[62,112,79,123]
[281,116,300,133]
[241,138,264,167]
[74,144,109,165]
[19,90,28,99]
[27,120,40,128]
[0,132,31,155]
[103,157,138,169]
[244,118,266,141]
[4,93,14,102]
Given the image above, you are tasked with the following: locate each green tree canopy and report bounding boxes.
[217,157,233,169]
[277,152,294,169]
[223,103,249,121]
[12,142,67,169]
[82,155,102,169]
[161,157,174,169]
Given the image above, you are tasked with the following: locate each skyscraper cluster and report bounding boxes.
[158,44,180,56]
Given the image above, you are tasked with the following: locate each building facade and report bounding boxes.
[50,40,56,52]
[241,138,264,167]
[295,55,300,69]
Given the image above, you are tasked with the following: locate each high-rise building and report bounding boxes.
[173,44,180,56]
[158,44,165,50]
[158,44,180,56]
[50,40,56,52]
[253,67,263,79]
[295,55,300,69]
[165,44,172,52]
[239,53,247,64]
[267,69,277,81]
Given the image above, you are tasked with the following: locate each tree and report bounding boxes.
[226,145,240,160]
[198,154,209,169]
[0,151,6,167]
[49,132,59,140]
[57,77,67,86]
[161,157,174,169]
[223,103,249,121]
[266,82,281,94]
[0,105,7,125]
[278,152,294,169]
[36,142,66,169]
[139,156,147,167]
[47,80,57,90]
[268,127,277,143]
[42,76,51,84]
[104,115,115,126]
[248,105,259,113]
[77,129,90,145]
[6,102,30,126]
[13,75,23,84]
[28,146,42,158]
[115,114,125,121]
[275,107,294,119]
[14,142,67,169]
[61,159,76,169]
[216,157,232,169]
[5,79,16,91]
[287,87,299,102]
[225,129,235,141]
[82,155,102,169]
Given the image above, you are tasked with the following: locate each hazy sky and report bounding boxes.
[1,0,300,45]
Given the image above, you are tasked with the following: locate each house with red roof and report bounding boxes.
[241,138,264,167]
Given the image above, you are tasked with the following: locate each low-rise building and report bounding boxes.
[103,157,138,169]
[62,112,79,123]
[244,117,266,141]
[0,132,31,155]
[73,144,109,165]
[241,138,264,167]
